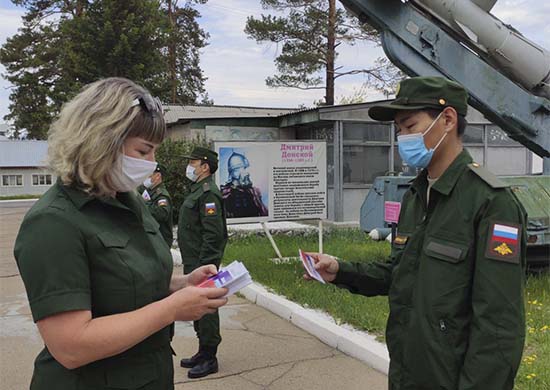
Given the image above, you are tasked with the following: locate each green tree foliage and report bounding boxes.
[155,136,211,224]
[245,0,403,105]
[1,0,210,139]
[163,0,210,105]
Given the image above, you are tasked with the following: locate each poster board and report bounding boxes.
[214,141,327,224]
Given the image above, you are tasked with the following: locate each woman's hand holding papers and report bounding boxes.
[167,265,227,321]
[167,286,228,322]
[187,265,219,286]
[303,252,339,283]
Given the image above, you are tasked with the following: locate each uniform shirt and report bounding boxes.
[14,182,174,390]
[426,176,438,205]
[178,176,228,266]
[333,150,526,390]
[138,183,174,247]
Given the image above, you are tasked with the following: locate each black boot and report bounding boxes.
[180,350,205,368]
[187,356,218,379]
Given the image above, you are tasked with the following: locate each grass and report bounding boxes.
[0,194,40,200]
[223,228,550,389]
[224,229,391,337]
[517,274,550,390]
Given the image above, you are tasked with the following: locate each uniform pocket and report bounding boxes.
[97,232,130,248]
[423,234,473,315]
[424,238,468,264]
[90,232,134,316]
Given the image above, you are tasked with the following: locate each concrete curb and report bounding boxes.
[240,283,390,375]
[0,198,39,203]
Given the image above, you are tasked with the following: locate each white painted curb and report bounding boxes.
[240,282,390,375]
[0,198,39,203]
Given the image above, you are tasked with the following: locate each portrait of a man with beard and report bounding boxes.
[220,151,268,218]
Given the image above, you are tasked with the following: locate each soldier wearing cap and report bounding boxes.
[178,146,228,378]
[307,77,527,390]
[138,164,173,247]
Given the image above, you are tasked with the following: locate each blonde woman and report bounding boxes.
[14,77,228,390]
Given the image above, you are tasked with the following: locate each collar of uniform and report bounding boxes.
[430,149,472,196]
[190,175,212,193]
[410,169,429,195]
[58,179,95,209]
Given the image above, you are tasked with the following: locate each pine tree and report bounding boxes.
[245,0,401,105]
[1,0,210,139]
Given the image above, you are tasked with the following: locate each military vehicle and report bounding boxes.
[342,0,550,268]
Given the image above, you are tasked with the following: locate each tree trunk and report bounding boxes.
[325,0,336,106]
[168,0,177,103]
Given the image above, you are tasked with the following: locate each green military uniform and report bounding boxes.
[178,174,227,351]
[14,181,175,390]
[334,151,526,389]
[138,183,174,247]
[332,78,527,390]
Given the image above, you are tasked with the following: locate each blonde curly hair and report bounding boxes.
[47,77,166,197]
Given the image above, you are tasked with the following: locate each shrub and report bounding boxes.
[156,136,211,224]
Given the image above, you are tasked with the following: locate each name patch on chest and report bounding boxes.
[486,222,521,263]
[205,202,217,216]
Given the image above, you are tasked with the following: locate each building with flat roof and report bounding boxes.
[166,102,540,222]
[0,140,54,197]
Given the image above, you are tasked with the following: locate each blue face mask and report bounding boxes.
[397,112,447,169]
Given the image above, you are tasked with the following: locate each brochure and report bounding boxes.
[198,260,252,297]
[299,249,326,284]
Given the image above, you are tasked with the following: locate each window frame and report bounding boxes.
[31,174,53,186]
[1,174,24,187]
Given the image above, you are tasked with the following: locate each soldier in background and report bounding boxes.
[138,165,173,247]
[178,147,228,379]
[220,152,268,218]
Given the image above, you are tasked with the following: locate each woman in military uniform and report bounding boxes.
[14,78,228,390]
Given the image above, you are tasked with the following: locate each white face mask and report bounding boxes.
[186,164,198,182]
[143,177,153,188]
[111,154,158,192]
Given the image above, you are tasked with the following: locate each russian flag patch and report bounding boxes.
[486,222,521,263]
[205,202,217,216]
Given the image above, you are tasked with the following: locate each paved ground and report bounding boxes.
[0,201,387,389]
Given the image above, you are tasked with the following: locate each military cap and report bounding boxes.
[154,164,166,176]
[369,76,468,121]
[184,146,218,164]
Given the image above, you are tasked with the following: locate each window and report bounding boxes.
[2,175,23,187]
[343,123,390,143]
[32,174,52,186]
[463,125,484,144]
[344,145,390,184]
[342,123,392,185]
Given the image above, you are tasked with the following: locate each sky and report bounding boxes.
[0,0,549,121]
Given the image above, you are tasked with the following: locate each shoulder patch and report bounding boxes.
[204,202,217,216]
[202,182,211,192]
[468,163,509,189]
[157,198,168,207]
[485,221,521,263]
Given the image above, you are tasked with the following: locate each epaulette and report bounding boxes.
[467,163,509,189]
[202,181,211,192]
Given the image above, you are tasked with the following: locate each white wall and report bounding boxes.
[0,168,55,197]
